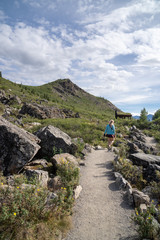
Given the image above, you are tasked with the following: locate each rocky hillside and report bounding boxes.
[0,76,121,127]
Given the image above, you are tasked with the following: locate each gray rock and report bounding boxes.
[74,185,82,199]
[19,103,79,120]
[130,153,160,167]
[0,91,21,105]
[82,143,92,155]
[114,172,130,190]
[94,145,104,150]
[139,203,147,213]
[79,160,86,166]
[142,186,153,197]
[130,153,160,181]
[129,128,156,153]
[51,153,79,167]
[0,117,41,175]
[127,140,141,153]
[47,176,62,192]
[26,159,48,168]
[130,125,137,131]
[125,188,134,206]
[25,169,49,187]
[132,188,150,207]
[34,125,77,158]
[124,126,130,132]
[19,103,65,119]
[45,192,58,209]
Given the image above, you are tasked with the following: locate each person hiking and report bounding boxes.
[104,119,115,151]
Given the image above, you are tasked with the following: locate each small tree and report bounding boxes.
[140,108,148,122]
[153,109,160,120]
[139,108,149,129]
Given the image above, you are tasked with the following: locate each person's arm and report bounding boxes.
[104,125,108,135]
[112,125,115,134]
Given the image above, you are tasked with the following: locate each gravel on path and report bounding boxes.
[64,149,139,240]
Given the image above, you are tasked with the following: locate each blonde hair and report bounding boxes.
[109,119,114,125]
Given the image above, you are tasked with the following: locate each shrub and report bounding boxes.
[56,159,79,216]
[150,171,160,199]
[0,166,79,240]
[0,177,49,239]
[132,204,160,239]
[113,158,146,189]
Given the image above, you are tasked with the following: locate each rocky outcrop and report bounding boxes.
[19,103,80,119]
[128,126,157,154]
[25,169,49,187]
[0,90,21,105]
[127,140,142,154]
[132,189,150,207]
[130,153,160,168]
[34,125,77,158]
[0,117,41,175]
[130,153,160,182]
[114,171,151,208]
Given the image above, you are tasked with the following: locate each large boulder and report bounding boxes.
[34,125,77,158]
[0,117,41,175]
[130,153,160,168]
[129,127,157,153]
[25,169,49,187]
[130,153,160,181]
[19,103,80,119]
[127,140,142,154]
[130,127,146,143]
[0,90,21,105]
[132,188,150,207]
[51,153,79,168]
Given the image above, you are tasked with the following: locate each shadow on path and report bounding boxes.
[119,236,139,240]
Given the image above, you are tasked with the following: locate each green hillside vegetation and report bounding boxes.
[1,75,160,148]
[0,76,120,146]
[1,75,160,239]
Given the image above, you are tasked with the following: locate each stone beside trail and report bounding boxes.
[64,149,138,240]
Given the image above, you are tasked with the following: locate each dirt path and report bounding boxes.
[64,149,139,240]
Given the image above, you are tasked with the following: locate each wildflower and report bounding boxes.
[64,188,66,190]
[61,187,64,190]
[1,182,3,185]
[136,210,139,216]
[13,213,16,216]
[17,186,19,189]
[37,189,40,191]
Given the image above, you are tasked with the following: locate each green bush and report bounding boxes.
[55,159,79,216]
[150,171,160,199]
[0,178,49,239]
[0,162,80,240]
[113,158,146,189]
[132,204,160,239]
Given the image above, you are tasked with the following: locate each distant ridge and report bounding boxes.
[133,114,153,121]
[0,76,120,119]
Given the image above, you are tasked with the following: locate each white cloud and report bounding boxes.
[22,0,56,9]
[0,23,71,84]
[0,10,7,21]
[0,0,160,114]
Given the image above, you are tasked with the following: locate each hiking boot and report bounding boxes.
[108,146,111,151]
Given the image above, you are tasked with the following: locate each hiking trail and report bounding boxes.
[64,149,139,240]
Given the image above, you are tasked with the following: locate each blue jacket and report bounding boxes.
[104,124,115,135]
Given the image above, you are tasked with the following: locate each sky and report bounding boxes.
[0,0,160,116]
